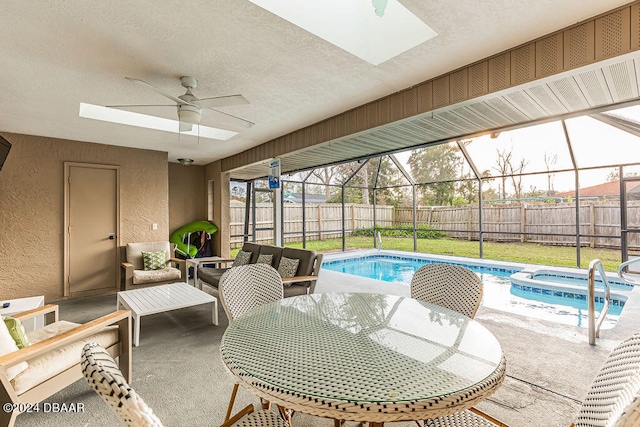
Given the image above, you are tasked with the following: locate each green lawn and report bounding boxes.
[255,237,622,271]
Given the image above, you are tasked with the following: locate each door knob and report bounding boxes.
[108,234,116,240]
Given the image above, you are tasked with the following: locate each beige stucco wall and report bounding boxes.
[0,132,170,302]
[168,163,206,235]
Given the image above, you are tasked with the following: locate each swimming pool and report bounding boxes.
[322,252,631,329]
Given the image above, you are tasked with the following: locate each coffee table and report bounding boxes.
[116,282,217,346]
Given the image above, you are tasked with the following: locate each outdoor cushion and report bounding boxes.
[240,242,262,263]
[197,267,227,289]
[282,247,316,276]
[232,250,252,267]
[13,321,118,395]
[142,250,166,271]
[0,315,28,380]
[278,256,300,278]
[257,254,274,266]
[126,242,172,270]
[4,316,30,349]
[257,245,283,268]
[132,267,181,285]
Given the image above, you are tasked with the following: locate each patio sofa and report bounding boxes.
[197,242,323,299]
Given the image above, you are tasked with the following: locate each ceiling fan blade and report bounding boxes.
[106,104,176,109]
[179,121,193,132]
[193,94,249,108]
[205,109,255,130]
[125,77,193,106]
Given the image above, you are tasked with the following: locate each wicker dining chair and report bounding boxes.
[218,263,284,321]
[81,342,163,427]
[218,263,287,425]
[410,263,484,318]
[220,404,287,427]
[425,332,640,427]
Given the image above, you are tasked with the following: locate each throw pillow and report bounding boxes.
[0,315,28,380]
[141,250,166,271]
[232,250,252,267]
[256,254,273,266]
[3,316,29,349]
[278,256,300,279]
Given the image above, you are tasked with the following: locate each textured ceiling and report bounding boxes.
[0,1,632,166]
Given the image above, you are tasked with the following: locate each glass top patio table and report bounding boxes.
[220,293,506,423]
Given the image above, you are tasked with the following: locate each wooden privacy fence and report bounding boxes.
[230,203,394,247]
[231,201,640,249]
[396,201,640,249]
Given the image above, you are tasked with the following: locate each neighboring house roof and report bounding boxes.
[555,180,640,198]
[284,193,327,204]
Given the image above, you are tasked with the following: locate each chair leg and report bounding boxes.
[277,405,294,426]
[468,407,510,427]
[220,404,255,427]
[223,383,240,422]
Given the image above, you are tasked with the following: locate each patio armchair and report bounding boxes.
[82,342,162,427]
[410,263,484,318]
[425,332,640,427]
[0,305,131,427]
[120,241,187,290]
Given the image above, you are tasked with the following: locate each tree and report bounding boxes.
[544,152,558,193]
[493,145,528,199]
[493,148,512,200]
[368,157,410,207]
[310,167,337,201]
[407,143,462,206]
[509,157,528,199]
[230,183,246,201]
[456,176,479,204]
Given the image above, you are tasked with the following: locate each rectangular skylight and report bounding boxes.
[248,0,437,65]
[79,103,238,141]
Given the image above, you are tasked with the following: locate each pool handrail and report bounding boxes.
[617,257,640,285]
[588,259,611,346]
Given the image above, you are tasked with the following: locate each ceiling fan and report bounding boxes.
[108,76,254,132]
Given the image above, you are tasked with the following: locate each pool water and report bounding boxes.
[322,255,623,329]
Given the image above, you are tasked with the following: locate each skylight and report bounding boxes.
[248,0,437,65]
[78,103,238,141]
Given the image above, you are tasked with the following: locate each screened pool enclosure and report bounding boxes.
[229,103,640,270]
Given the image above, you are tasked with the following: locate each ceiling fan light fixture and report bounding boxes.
[178,158,194,166]
[178,104,201,124]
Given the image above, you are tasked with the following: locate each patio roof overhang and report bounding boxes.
[228,51,640,181]
[225,3,640,181]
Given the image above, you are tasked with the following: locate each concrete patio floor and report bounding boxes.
[14,264,640,427]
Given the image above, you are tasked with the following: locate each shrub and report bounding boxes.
[351,225,447,240]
